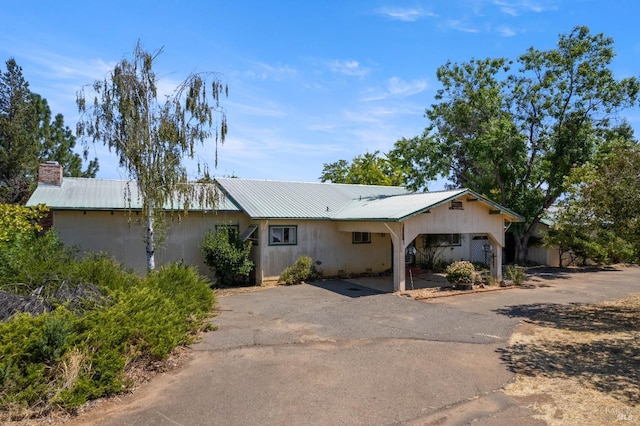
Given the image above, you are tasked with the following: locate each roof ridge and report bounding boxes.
[215,176,406,189]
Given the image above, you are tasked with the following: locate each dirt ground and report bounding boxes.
[501,292,640,425]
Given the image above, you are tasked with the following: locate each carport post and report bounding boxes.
[385,223,405,292]
[491,240,503,281]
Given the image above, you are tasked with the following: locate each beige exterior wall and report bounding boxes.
[255,220,392,283]
[52,193,514,290]
[52,210,248,278]
[527,222,572,267]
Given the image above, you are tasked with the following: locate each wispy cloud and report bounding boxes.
[496,24,517,37]
[376,7,436,22]
[227,100,286,118]
[492,0,557,16]
[362,77,428,101]
[446,19,480,33]
[326,59,370,77]
[387,77,427,97]
[243,61,297,80]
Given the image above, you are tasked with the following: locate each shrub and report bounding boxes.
[0,260,215,418]
[279,256,322,285]
[201,227,253,287]
[504,265,526,285]
[445,261,475,285]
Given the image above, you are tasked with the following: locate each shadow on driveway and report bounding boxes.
[306,280,386,298]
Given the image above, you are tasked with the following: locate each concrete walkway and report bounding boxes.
[68,267,640,426]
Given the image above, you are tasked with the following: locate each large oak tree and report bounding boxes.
[389,26,639,263]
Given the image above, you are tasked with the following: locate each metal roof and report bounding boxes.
[215,178,410,219]
[26,178,240,211]
[216,178,523,222]
[26,177,523,223]
[331,189,467,221]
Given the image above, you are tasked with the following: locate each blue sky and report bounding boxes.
[2,1,640,188]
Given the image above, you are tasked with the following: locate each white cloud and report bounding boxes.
[376,7,436,22]
[243,61,297,80]
[491,0,557,16]
[361,77,428,102]
[387,77,428,97]
[447,20,480,33]
[497,25,517,37]
[327,59,370,77]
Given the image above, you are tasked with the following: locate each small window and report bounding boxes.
[352,232,371,244]
[269,225,297,245]
[450,201,464,210]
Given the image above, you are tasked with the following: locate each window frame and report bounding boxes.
[269,225,298,246]
[352,231,371,244]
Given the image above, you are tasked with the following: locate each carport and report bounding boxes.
[334,189,523,292]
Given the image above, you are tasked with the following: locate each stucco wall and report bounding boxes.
[52,210,248,278]
[404,199,505,246]
[256,220,392,283]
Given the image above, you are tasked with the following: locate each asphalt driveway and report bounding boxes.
[69,267,640,426]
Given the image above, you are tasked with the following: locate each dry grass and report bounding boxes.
[501,294,640,425]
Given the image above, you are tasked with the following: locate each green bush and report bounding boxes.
[0,209,216,419]
[445,261,475,285]
[201,227,253,287]
[1,256,215,418]
[279,256,322,285]
[504,265,526,285]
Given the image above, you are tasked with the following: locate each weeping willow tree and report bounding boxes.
[76,41,228,271]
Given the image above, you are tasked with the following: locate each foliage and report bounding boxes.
[279,256,322,285]
[201,227,253,287]
[445,261,475,285]
[0,203,48,244]
[76,41,228,271]
[320,151,404,186]
[0,213,214,419]
[388,26,640,264]
[419,234,457,271]
[547,124,640,264]
[0,59,97,204]
[504,265,526,285]
[0,260,214,419]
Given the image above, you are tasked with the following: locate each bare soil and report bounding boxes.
[501,293,640,425]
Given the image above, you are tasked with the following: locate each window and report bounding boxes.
[352,232,371,244]
[449,200,464,210]
[269,226,297,245]
[424,233,461,247]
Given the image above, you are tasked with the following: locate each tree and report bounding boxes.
[547,123,640,264]
[320,151,404,186]
[36,95,99,178]
[0,59,98,204]
[76,41,228,271]
[390,26,639,264]
[0,59,39,203]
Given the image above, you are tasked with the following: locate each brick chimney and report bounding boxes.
[38,161,63,185]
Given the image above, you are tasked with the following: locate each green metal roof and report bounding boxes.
[26,178,240,211]
[332,189,468,221]
[216,178,524,222]
[26,176,524,223]
[215,178,410,219]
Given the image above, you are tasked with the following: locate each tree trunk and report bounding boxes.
[146,208,155,271]
[514,233,530,266]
